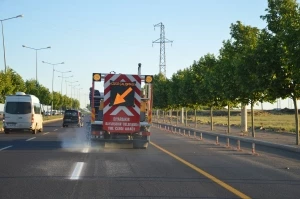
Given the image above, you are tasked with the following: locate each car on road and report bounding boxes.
[3,92,43,134]
[62,109,83,128]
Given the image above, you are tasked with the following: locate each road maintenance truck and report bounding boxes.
[87,64,153,149]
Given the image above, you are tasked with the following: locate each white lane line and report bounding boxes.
[70,162,84,180]
[26,137,36,141]
[43,132,49,135]
[54,129,58,131]
[0,145,13,151]
[82,148,89,153]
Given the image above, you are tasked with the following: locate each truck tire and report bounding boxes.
[133,141,148,149]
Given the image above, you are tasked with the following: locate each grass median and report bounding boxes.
[43,115,63,121]
[164,109,298,134]
[193,114,295,133]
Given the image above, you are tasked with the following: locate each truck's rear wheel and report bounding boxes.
[133,141,148,149]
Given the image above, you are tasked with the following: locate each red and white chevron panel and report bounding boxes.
[103,74,141,133]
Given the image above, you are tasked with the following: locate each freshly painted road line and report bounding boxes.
[0,145,13,151]
[26,137,36,141]
[150,141,251,199]
[70,162,84,180]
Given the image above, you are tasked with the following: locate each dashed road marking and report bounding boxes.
[26,137,36,141]
[70,162,84,180]
[0,145,13,151]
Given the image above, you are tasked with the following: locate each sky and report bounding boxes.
[0,0,296,109]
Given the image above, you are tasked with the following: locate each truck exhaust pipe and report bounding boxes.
[138,63,141,75]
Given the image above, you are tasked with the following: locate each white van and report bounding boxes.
[3,92,43,134]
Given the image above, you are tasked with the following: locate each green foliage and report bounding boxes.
[260,0,300,144]
[152,0,300,139]
[153,73,170,110]
[0,68,80,109]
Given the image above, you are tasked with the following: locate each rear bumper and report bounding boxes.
[63,121,81,124]
[3,123,34,130]
[4,127,34,131]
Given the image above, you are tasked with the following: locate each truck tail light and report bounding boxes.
[141,131,150,136]
[92,131,103,135]
[31,114,34,123]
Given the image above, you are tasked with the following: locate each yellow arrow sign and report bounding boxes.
[114,87,133,105]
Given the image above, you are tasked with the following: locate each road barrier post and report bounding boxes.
[226,137,230,148]
[216,136,219,145]
[237,140,241,151]
[183,129,186,136]
[252,143,257,155]
[194,131,196,138]
[200,132,203,140]
[188,130,190,137]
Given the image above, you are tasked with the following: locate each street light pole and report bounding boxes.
[78,88,83,108]
[42,61,64,113]
[22,45,51,83]
[1,15,23,73]
[70,84,80,109]
[66,80,78,97]
[56,70,71,95]
[58,75,72,95]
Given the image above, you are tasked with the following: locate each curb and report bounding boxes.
[154,122,300,153]
[43,118,63,124]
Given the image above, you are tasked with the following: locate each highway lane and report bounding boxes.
[0,120,299,198]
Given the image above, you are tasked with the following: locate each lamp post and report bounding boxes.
[1,15,23,73]
[23,45,51,83]
[66,80,78,97]
[77,88,83,108]
[56,70,72,95]
[70,84,80,109]
[42,61,64,113]
[58,75,72,95]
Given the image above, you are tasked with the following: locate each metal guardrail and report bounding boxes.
[152,122,300,154]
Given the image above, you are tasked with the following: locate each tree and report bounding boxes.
[153,73,170,110]
[217,40,241,133]
[198,54,226,130]
[261,0,300,144]
[229,21,269,137]
[0,71,14,103]
[53,92,61,109]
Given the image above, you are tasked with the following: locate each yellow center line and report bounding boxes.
[150,141,251,199]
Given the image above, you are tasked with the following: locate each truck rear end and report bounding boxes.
[88,69,153,149]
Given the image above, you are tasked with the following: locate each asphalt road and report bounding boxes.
[0,119,300,199]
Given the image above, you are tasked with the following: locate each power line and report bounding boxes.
[152,22,173,77]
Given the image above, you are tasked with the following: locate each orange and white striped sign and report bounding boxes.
[103,74,141,133]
